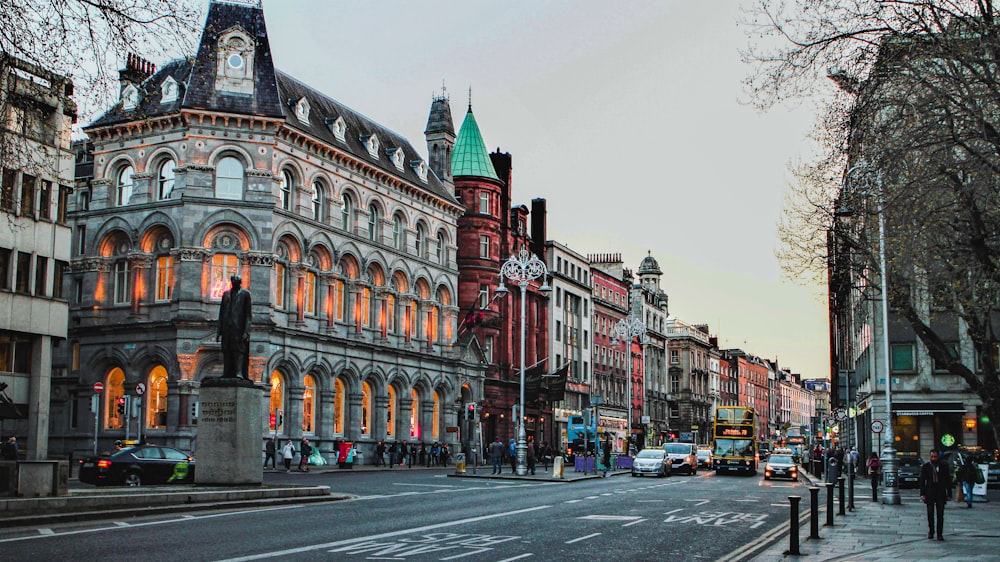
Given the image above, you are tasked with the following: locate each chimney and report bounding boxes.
[119,52,156,95]
[530,198,547,257]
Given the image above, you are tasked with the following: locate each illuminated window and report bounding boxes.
[387,386,396,437]
[104,367,125,429]
[210,253,240,300]
[269,371,284,432]
[215,156,244,200]
[280,169,293,211]
[273,263,286,309]
[427,305,439,342]
[368,204,381,242]
[361,381,372,435]
[155,256,173,302]
[115,165,133,206]
[361,286,372,328]
[333,378,345,434]
[113,260,131,305]
[333,279,345,321]
[311,181,323,221]
[158,159,175,200]
[147,366,168,428]
[432,391,440,439]
[386,293,396,333]
[302,375,315,433]
[410,389,420,438]
[304,271,317,315]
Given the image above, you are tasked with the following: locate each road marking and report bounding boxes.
[578,515,641,521]
[664,508,684,515]
[685,499,710,506]
[565,533,601,544]
[393,482,458,488]
[496,555,533,561]
[622,518,647,527]
[565,499,582,503]
[440,548,497,560]
[113,522,130,527]
[38,529,53,535]
[214,505,552,561]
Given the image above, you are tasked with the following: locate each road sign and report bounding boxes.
[135,382,146,396]
[834,408,847,422]
[870,420,884,434]
[92,382,104,393]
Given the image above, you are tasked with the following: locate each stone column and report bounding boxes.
[399,397,413,441]
[26,335,52,460]
[285,386,304,440]
[318,389,336,438]
[128,252,152,316]
[374,395,390,441]
[347,392,363,441]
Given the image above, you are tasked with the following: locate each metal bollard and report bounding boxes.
[825,482,835,526]
[838,476,846,516]
[848,466,855,511]
[788,495,802,555]
[809,486,820,539]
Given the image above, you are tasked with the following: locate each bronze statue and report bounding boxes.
[217,274,252,378]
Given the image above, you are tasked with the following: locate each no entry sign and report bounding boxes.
[93,382,104,393]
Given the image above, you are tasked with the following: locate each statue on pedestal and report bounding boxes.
[217,274,252,378]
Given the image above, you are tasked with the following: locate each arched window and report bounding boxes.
[104,367,126,429]
[392,214,404,250]
[311,181,324,221]
[341,193,354,232]
[215,156,244,200]
[115,165,134,206]
[436,232,447,265]
[280,169,293,211]
[302,374,315,433]
[304,270,317,315]
[113,258,131,305]
[269,371,284,432]
[361,381,372,436]
[273,262,286,309]
[157,159,175,200]
[432,390,441,440]
[147,366,168,429]
[414,224,426,257]
[386,386,396,438]
[333,378,345,434]
[210,253,240,300]
[367,204,381,242]
[410,389,420,438]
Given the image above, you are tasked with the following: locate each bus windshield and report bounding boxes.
[714,439,754,458]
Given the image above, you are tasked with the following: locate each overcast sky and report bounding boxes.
[252,0,830,379]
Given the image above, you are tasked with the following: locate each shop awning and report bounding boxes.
[893,401,966,416]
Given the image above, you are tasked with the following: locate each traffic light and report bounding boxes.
[465,402,476,421]
[276,408,283,428]
[116,396,126,416]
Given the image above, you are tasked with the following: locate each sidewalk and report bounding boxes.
[751,469,1000,561]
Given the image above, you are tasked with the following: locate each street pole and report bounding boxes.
[497,249,549,476]
[612,312,645,456]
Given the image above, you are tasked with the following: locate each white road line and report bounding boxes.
[496,555,533,561]
[113,522,130,527]
[565,499,582,503]
[38,529,53,535]
[392,483,458,488]
[622,518,647,527]
[565,533,601,545]
[439,548,494,560]
[214,505,553,562]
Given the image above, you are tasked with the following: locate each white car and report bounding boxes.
[631,448,671,477]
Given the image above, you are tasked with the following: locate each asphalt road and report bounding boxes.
[1,468,817,561]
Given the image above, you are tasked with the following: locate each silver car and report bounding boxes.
[632,448,671,477]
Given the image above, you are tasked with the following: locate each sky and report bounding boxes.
[247,0,831,379]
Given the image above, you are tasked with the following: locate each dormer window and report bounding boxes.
[362,134,380,159]
[122,85,139,111]
[161,77,178,104]
[414,160,429,183]
[215,27,255,96]
[327,116,347,142]
[389,148,405,171]
[295,97,310,124]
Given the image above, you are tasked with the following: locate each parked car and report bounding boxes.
[631,448,671,477]
[764,454,798,481]
[78,445,195,486]
[697,447,713,469]
[663,442,699,475]
[895,456,922,489]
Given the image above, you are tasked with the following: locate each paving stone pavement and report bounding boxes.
[751,471,1000,561]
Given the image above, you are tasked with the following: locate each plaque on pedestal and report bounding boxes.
[195,377,262,485]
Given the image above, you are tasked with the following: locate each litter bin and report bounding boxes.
[455,453,466,474]
[338,441,354,469]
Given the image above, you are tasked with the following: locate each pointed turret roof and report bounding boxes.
[451,106,499,180]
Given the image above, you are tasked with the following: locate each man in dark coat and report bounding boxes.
[217,274,252,378]
[919,450,953,540]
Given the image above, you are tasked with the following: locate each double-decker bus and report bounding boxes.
[567,412,598,454]
[712,406,757,475]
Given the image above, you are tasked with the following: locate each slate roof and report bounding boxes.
[86,0,456,206]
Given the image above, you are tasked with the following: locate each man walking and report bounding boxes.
[263,437,276,469]
[489,437,504,475]
[919,450,952,541]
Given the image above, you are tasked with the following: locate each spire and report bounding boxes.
[425,82,455,183]
[451,105,499,180]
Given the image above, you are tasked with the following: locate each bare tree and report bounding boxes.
[743,1,1000,450]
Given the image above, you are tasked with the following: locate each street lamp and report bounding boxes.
[844,162,900,505]
[495,248,550,476]
[611,313,645,456]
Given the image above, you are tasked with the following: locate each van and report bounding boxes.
[663,442,699,475]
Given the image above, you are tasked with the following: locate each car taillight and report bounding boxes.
[97,460,112,469]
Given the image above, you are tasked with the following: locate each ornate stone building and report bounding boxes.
[49,0,483,460]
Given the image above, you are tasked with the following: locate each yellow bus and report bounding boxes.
[712,406,757,475]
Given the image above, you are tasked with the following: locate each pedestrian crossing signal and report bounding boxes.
[465,403,476,421]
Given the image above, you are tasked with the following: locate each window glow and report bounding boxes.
[333,378,345,434]
[147,366,168,429]
[104,367,125,429]
[155,256,173,302]
[210,254,240,299]
[302,375,315,433]
[410,389,419,438]
[269,372,283,431]
[274,263,285,309]
[361,381,372,435]
[387,386,396,437]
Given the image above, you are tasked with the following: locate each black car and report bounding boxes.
[895,456,922,489]
[78,445,195,486]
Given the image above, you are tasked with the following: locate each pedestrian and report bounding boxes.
[430,442,440,466]
[866,451,880,502]
[419,443,428,466]
[375,441,386,467]
[957,457,977,508]
[508,439,517,473]
[1,436,17,460]
[541,442,553,472]
[600,438,612,477]
[298,438,312,472]
[489,437,504,474]
[850,447,859,476]
[440,443,450,466]
[263,437,276,469]
[281,439,295,472]
[526,439,536,475]
[409,443,417,468]
[919,450,953,541]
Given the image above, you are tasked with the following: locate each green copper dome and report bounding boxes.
[451,107,499,180]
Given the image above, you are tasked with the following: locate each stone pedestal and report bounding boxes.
[195,378,262,485]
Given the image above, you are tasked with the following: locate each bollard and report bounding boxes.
[848,465,855,511]
[788,496,802,555]
[825,482,835,526]
[552,455,565,479]
[838,476,846,516]
[809,486,820,539]
[454,452,466,474]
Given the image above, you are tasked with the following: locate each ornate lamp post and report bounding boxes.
[612,313,645,456]
[845,162,899,505]
[495,248,550,476]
